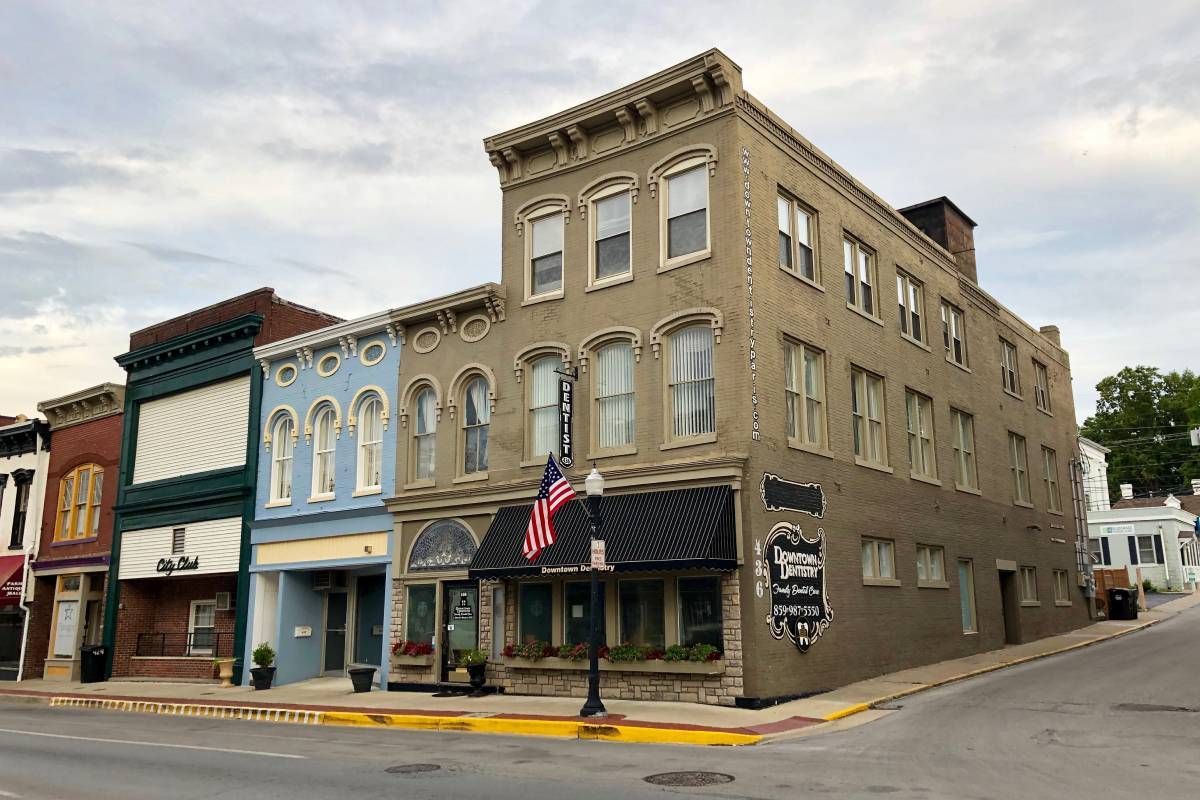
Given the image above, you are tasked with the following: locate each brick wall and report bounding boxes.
[36,412,122,560]
[111,574,238,680]
[20,575,54,678]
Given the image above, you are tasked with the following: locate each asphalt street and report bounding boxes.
[2,606,1198,799]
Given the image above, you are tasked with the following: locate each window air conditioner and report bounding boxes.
[312,571,333,591]
[215,591,233,612]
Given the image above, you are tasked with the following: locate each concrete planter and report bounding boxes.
[392,654,435,668]
[501,656,725,676]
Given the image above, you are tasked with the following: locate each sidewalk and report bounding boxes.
[5,593,1196,746]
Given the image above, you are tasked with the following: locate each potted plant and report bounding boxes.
[250,642,276,690]
[459,648,488,695]
[212,657,237,688]
[348,665,377,693]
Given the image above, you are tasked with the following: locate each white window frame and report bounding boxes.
[659,157,711,271]
[784,340,826,450]
[592,339,637,455]
[862,537,897,584]
[1137,535,1158,564]
[1042,446,1061,513]
[188,600,217,656]
[525,206,566,303]
[896,269,926,344]
[851,367,888,467]
[843,235,878,318]
[1001,339,1021,396]
[941,300,968,367]
[951,408,978,491]
[916,544,947,588]
[460,375,491,476]
[588,184,633,288]
[269,416,294,504]
[527,355,562,461]
[905,390,937,481]
[665,325,716,444]
[777,192,819,284]
[355,394,383,493]
[1019,566,1039,603]
[310,405,337,501]
[1033,361,1052,413]
[411,387,437,483]
[1009,432,1031,505]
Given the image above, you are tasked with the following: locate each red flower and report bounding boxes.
[502,644,515,658]
[645,648,665,661]
[705,650,721,662]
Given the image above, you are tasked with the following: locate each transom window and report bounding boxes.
[905,390,937,480]
[311,405,337,498]
[594,341,635,451]
[843,236,877,317]
[862,538,896,581]
[851,367,887,466]
[528,356,561,459]
[950,409,978,490]
[784,341,825,448]
[1042,446,1061,512]
[664,163,709,263]
[940,301,967,366]
[897,270,925,343]
[356,395,383,492]
[462,376,490,475]
[1009,432,1031,504]
[269,415,294,503]
[917,544,946,586]
[54,464,104,541]
[1033,361,1052,413]
[1001,339,1021,395]
[412,388,437,482]
[529,212,564,298]
[778,193,817,282]
[668,325,715,441]
[592,190,632,283]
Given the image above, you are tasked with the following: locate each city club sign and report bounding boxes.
[156,555,200,576]
[762,522,833,653]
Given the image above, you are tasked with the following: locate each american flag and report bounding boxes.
[523,455,577,561]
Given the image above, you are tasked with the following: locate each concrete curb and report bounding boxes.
[814,615,1162,724]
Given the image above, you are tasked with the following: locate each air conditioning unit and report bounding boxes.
[215,591,233,612]
[312,571,333,591]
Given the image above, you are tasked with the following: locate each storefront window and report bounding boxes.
[564,581,605,645]
[619,580,665,649]
[519,583,553,645]
[405,584,436,644]
[678,577,722,649]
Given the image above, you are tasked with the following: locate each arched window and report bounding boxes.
[668,325,715,440]
[412,387,437,481]
[54,464,104,541]
[528,356,559,459]
[356,394,383,492]
[595,341,635,450]
[270,415,294,503]
[311,404,337,498]
[461,376,490,475]
[408,519,478,572]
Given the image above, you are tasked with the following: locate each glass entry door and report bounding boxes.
[441,582,478,683]
[324,592,348,674]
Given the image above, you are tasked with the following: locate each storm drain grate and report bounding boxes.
[386,764,442,775]
[644,772,735,787]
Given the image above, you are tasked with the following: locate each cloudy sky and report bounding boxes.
[1,1,1197,423]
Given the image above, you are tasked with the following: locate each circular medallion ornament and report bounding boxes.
[316,353,341,377]
[275,364,298,387]
[413,327,441,354]
[459,314,491,343]
[359,340,387,366]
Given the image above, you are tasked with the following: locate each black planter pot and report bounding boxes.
[348,666,376,693]
[467,662,487,695]
[250,666,275,691]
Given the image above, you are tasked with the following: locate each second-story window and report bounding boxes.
[10,477,31,548]
[462,376,490,475]
[413,388,437,482]
[356,395,383,492]
[1001,339,1021,395]
[668,325,715,441]
[311,405,337,498]
[664,164,708,262]
[1009,431,1031,505]
[950,408,978,490]
[270,416,294,503]
[595,341,636,451]
[778,194,817,282]
[851,367,887,466]
[1042,446,1061,512]
[784,341,825,449]
[897,270,925,343]
[941,301,968,366]
[529,212,564,298]
[593,190,631,283]
[905,390,937,480]
[54,464,104,541]
[843,236,876,317]
[529,356,560,459]
[1033,361,1052,413]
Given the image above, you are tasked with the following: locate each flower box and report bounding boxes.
[391,654,435,668]
[500,656,724,676]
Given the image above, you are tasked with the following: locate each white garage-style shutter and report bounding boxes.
[132,376,251,484]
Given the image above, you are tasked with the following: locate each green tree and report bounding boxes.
[1081,366,1200,502]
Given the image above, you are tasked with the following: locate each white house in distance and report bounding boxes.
[1087,481,1200,591]
[1078,436,1111,511]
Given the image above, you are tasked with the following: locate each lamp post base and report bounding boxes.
[579,697,608,718]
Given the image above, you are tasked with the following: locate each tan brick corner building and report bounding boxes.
[383,49,1091,707]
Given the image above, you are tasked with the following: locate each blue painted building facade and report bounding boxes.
[246,312,400,687]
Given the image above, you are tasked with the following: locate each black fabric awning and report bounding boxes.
[468,485,737,579]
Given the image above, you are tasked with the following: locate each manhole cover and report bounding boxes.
[644,772,735,787]
[385,764,441,775]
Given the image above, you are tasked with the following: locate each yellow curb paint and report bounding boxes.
[821,702,870,722]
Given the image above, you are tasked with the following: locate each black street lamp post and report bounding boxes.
[579,465,607,718]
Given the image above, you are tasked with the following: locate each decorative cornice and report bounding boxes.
[0,420,49,459]
[254,309,395,363]
[37,383,125,431]
[116,314,264,372]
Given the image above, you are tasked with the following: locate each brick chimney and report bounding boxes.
[898,197,978,283]
[1120,483,1134,500]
